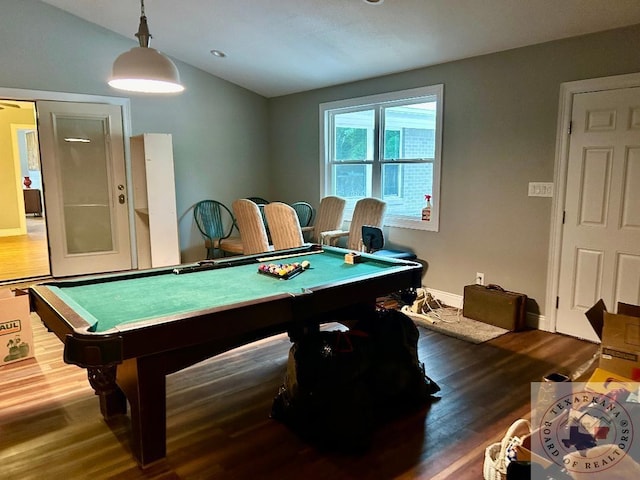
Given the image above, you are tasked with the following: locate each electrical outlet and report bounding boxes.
[476,272,485,285]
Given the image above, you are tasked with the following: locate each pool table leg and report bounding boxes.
[116,356,167,467]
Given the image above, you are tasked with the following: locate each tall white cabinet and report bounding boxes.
[130,133,180,268]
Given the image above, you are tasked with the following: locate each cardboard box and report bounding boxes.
[586,367,636,395]
[0,288,34,367]
[585,368,640,404]
[601,311,640,380]
[585,300,640,381]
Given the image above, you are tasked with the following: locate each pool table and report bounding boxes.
[29,245,422,467]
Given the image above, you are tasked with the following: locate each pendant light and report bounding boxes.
[108,0,184,94]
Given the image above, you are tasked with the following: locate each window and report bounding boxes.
[320,85,443,231]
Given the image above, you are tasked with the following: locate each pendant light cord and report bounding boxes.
[135,0,152,48]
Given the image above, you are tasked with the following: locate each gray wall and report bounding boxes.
[0,0,269,263]
[267,24,640,315]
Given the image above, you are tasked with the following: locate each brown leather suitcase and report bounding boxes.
[462,284,527,331]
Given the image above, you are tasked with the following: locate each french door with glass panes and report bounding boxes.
[37,101,132,277]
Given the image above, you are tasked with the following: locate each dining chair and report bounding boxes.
[257,203,270,241]
[264,202,305,251]
[291,201,314,228]
[193,200,244,259]
[232,198,271,255]
[246,197,271,239]
[302,196,346,244]
[322,197,386,250]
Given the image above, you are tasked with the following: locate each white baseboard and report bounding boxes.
[426,287,549,331]
[529,312,550,331]
[426,288,463,309]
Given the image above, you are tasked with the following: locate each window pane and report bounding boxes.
[334,164,368,198]
[336,127,367,160]
[382,164,400,196]
[383,102,436,160]
[56,116,114,254]
[384,130,400,159]
[383,162,433,217]
[334,110,374,161]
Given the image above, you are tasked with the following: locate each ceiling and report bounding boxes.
[41,0,640,98]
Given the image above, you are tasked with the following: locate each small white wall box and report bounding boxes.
[0,289,34,367]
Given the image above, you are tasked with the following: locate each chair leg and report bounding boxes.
[206,248,214,259]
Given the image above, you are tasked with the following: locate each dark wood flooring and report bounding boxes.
[0,311,599,479]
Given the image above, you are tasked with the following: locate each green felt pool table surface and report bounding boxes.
[44,248,404,333]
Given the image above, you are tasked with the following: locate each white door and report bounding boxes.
[556,87,640,341]
[37,101,132,277]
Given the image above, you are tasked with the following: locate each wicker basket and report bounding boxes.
[483,419,531,480]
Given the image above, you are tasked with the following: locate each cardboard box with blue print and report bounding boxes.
[586,300,640,381]
[0,288,34,367]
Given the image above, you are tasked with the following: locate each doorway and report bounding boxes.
[0,100,49,283]
[546,72,640,339]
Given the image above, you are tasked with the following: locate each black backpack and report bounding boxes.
[271,309,440,452]
[271,329,375,452]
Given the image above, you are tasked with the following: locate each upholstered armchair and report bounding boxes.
[232,198,272,255]
[264,202,305,251]
[321,197,386,250]
[302,196,346,244]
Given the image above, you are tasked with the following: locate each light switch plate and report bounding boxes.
[528,182,553,197]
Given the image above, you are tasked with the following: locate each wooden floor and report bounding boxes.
[0,216,50,284]
[0,311,599,480]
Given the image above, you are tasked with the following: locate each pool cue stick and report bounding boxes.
[258,249,324,262]
[172,263,218,274]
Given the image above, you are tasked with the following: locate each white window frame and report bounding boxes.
[319,85,443,231]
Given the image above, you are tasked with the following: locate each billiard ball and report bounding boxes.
[301,260,310,269]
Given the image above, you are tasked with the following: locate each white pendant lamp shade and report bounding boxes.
[108,0,184,94]
[109,46,184,93]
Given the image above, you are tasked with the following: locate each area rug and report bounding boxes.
[400,305,509,344]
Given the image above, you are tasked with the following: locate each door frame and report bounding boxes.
[0,87,138,268]
[545,72,640,333]
[9,123,36,236]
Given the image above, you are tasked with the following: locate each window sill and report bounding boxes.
[385,215,438,232]
[343,215,438,232]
